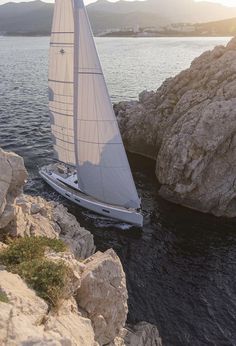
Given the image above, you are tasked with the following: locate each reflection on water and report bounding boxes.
[0,36,235,346]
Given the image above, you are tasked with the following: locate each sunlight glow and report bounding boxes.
[0,0,236,6]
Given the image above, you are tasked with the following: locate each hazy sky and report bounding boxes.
[0,0,236,6]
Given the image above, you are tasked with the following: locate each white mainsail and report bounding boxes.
[49,0,140,210]
[49,0,75,166]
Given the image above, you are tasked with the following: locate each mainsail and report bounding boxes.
[49,0,140,210]
[49,0,75,166]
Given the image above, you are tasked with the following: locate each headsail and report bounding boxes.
[49,0,75,166]
[73,0,140,209]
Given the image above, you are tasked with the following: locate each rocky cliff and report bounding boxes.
[115,37,236,218]
[0,148,162,346]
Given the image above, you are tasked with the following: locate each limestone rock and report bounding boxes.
[45,298,99,346]
[115,37,236,217]
[0,270,48,323]
[77,249,128,345]
[109,322,162,346]
[5,194,95,259]
[122,322,162,346]
[53,204,95,259]
[0,271,98,346]
[45,250,84,298]
[0,149,27,229]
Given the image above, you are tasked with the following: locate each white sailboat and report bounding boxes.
[39,0,143,227]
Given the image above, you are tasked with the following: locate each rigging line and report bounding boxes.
[73,0,80,186]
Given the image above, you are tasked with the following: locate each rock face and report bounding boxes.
[0,270,98,346]
[0,149,28,229]
[115,37,236,217]
[110,322,163,346]
[1,193,95,259]
[0,148,163,346]
[0,149,95,259]
[77,249,128,345]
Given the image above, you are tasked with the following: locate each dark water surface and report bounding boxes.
[0,36,236,346]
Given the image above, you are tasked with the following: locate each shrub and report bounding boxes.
[11,259,73,308]
[0,290,9,304]
[0,237,67,266]
[0,237,72,308]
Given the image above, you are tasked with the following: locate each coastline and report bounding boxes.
[1,33,234,38]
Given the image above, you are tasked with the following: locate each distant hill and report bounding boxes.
[0,0,236,36]
[0,1,53,35]
[195,17,236,36]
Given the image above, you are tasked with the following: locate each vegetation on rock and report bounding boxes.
[0,237,67,265]
[0,237,73,308]
[0,290,9,304]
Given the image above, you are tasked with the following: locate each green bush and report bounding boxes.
[0,237,67,266]
[0,237,72,308]
[11,259,73,307]
[0,290,9,304]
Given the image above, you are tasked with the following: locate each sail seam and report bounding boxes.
[78,72,103,75]
[77,139,125,145]
[50,42,74,45]
[51,31,74,34]
[50,110,73,117]
[49,79,73,84]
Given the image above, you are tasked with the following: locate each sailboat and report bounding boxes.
[39,0,143,227]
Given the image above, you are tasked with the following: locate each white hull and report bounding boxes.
[39,165,143,227]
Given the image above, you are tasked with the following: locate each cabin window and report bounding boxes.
[102,209,110,214]
[75,198,81,203]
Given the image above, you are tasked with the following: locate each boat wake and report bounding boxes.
[81,210,134,230]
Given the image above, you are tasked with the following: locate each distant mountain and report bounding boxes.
[87,0,236,23]
[195,17,236,36]
[0,0,236,35]
[0,0,53,35]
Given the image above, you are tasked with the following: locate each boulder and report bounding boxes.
[5,194,95,259]
[109,322,162,346]
[77,249,128,345]
[45,298,99,346]
[122,322,162,346]
[0,271,98,346]
[0,149,27,229]
[53,204,96,259]
[115,37,236,217]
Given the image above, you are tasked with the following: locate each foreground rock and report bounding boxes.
[0,270,98,346]
[115,37,236,217]
[0,149,95,259]
[0,149,27,229]
[0,252,161,346]
[0,148,162,345]
[110,322,162,346]
[77,249,128,345]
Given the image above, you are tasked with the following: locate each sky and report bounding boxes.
[0,0,236,6]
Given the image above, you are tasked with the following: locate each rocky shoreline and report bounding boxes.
[115,36,236,218]
[0,148,162,345]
